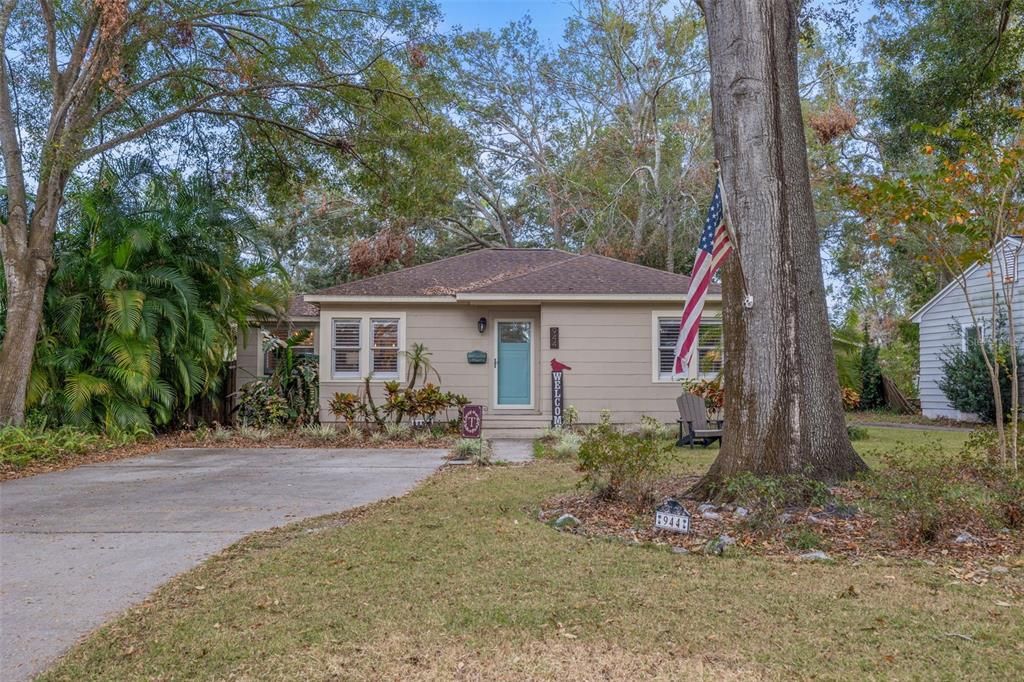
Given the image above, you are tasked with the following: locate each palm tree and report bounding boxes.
[27,160,285,432]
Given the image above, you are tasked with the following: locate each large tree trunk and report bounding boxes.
[694,0,866,493]
[0,213,52,426]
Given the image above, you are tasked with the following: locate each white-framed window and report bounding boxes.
[327,314,405,380]
[696,322,724,374]
[961,324,981,351]
[370,318,400,378]
[331,318,362,379]
[653,313,723,381]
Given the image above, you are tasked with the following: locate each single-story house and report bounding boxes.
[910,236,1023,420]
[238,249,721,435]
[236,295,319,386]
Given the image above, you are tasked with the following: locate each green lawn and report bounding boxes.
[41,426,1021,681]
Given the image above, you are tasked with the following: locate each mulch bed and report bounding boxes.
[541,475,1024,590]
[0,431,455,482]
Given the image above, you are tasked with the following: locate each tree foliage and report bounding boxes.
[941,329,1023,423]
[869,0,1024,156]
[27,162,284,432]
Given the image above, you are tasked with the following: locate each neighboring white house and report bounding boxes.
[910,236,1024,420]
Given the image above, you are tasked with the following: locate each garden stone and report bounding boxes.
[553,513,580,530]
[806,514,828,525]
[824,503,858,519]
[671,546,690,555]
[705,534,735,556]
[778,513,794,524]
[702,511,722,521]
[799,550,830,561]
[734,507,749,518]
[990,566,1009,575]
[954,532,980,544]
[698,503,717,513]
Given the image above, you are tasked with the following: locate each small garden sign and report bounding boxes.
[461,405,483,439]
[655,498,691,533]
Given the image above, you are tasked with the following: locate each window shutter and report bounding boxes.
[371,318,400,376]
[332,319,360,377]
[658,319,679,376]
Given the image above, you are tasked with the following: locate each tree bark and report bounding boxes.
[693,0,866,494]
[0,208,55,425]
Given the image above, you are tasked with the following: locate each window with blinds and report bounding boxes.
[657,318,679,379]
[656,317,723,379]
[332,319,361,378]
[697,323,724,374]
[371,318,400,377]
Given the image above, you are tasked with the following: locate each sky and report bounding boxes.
[437,0,573,41]
[437,0,878,41]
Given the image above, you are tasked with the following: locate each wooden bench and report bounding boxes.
[676,393,723,448]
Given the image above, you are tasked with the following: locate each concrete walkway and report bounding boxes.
[0,447,447,681]
[490,439,535,463]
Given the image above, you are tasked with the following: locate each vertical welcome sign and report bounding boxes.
[550,359,571,427]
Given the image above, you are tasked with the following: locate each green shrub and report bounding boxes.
[724,472,833,532]
[383,424,412,441]
[237,380,289,428]
[637,415,672,440]
[859,445,1023,543]
[236,425,272,442]
[451,438,491,464]
[299,423,338,441]
[551,432,583,459]
[939,332,1022,423]
[846,425,869,441]
[784,527,825,551]
[724,472,833,509]
[859,342,885,410]
[576,412,670,503]
[265,331,320,426]
[0,426,141,468]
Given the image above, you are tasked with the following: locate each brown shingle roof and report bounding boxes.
[286,294,319,318]
[310,248,706,298]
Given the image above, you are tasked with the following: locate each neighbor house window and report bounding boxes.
[655,316,723,380]
[332,319,361,378]
[264,330,315,376]
[371,318,400,377]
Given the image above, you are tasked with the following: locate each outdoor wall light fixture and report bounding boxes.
[477,317,487,334]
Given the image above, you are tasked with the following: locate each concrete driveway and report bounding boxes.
[0,447,447,681]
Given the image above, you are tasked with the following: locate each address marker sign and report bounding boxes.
[655,498,691,533]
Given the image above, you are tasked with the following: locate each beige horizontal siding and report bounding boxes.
[315,300,719,427]
[540,302,717,425]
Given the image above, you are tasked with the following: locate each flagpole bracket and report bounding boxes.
[742,295,754,309]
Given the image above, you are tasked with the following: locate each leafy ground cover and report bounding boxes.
[0,425,455,481]
[39,426,1024,680]
[543,426,1021,561]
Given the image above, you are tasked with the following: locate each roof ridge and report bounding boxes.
[579,252,690,278]
[458,253,584,292]
[311,248,501,295]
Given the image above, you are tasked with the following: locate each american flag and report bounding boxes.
[672,179,733,378]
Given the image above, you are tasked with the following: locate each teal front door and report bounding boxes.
[497,321,532,406]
